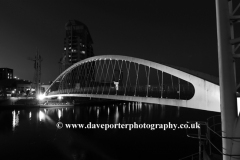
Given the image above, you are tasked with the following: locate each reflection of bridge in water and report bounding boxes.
[44,55,220,112]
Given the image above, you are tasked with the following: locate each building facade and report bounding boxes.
[0,68,13,80]
[60,20,94,72]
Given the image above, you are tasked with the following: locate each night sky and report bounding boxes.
[0,0,218,84]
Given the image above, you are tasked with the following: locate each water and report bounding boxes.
[0,102,219,160]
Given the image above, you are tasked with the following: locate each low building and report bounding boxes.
[0,79,32,98]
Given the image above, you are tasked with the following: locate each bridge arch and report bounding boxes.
[44,55,220,112]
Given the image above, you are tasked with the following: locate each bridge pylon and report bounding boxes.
[215,0,240,159]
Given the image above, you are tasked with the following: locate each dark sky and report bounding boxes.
[0,0,218,84]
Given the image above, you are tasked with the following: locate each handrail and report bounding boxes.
[187,121,207,125]
[207,124,240,139]
[186,121,207,140]
[178,152,201,160]
[207,114,221,121]
[183,117,240,159]
[206,134,240,157]
[186,134,206,140]
[180,115,240,160]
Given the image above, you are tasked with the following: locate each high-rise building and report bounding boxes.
[0,68,13,80]
[60,20,94,72]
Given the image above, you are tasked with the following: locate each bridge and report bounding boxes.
[43,55,220,112]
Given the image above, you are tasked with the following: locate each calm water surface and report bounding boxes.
[0,102,219,160]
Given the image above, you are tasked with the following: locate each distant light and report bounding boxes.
[37,94,45,100]
[58,96,62,100]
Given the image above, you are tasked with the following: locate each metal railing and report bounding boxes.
[206,115,240,158]
[179,115,240,160]
[179,152,202,160]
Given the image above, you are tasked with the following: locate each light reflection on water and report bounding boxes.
[12,110,19,131]
[0,101,218,160]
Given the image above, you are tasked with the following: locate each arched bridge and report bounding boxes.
[44,55,220,112]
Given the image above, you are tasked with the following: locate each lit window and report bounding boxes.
[82,51,85,54]
[64,47,66,50]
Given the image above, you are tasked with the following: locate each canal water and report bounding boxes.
[0,102,219,160]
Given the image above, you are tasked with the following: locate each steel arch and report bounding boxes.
[44,55,220,112]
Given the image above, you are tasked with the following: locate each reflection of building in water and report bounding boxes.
[12,110,19,131]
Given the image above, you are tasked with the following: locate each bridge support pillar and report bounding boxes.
[215,0,239,159]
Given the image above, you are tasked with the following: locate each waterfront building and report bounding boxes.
[0,68,13,80]
[0,79,31,97]
[60,20,94,72]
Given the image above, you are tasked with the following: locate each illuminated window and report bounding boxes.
[81,51,85,54]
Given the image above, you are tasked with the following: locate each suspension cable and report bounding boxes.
[134,63,139,96]
[102,59,111,94]
[156,70,161,98]
[124,60,131,96]
[108,59,117,95]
